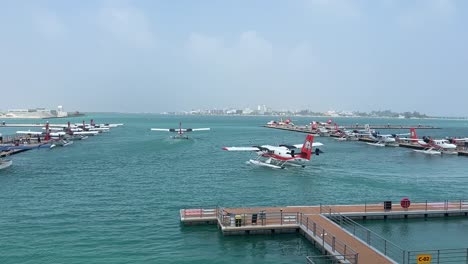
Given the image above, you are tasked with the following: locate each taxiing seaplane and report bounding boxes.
[0,158,12,170]
[401,128,457,155]
[222,134,323,169]
[151,122,210,139]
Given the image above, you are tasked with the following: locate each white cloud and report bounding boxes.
[98,4,155,48]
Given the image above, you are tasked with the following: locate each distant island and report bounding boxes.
[0,106,85,119]
[161,107,465,119]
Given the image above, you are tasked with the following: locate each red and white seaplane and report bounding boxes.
[222,134,323,169]
[402,128,457,154]
[151,122,210,139]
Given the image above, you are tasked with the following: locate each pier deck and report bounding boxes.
[181,200,468,264]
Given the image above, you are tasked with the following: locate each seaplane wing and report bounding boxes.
[190,128,210,132]
[292,142,323,148]
[222,146,264,151]
[151,128,210,132]
[16,131,43,135]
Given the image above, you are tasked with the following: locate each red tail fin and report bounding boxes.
[44,122,50,141]
[67,121,72,134]
[410,128,417,140]
[301,134,315,160]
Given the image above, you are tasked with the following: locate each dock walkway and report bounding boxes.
[181,200,468,264]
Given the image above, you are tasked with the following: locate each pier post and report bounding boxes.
[322,228,325,254]
[280,210,283,225]
[332,236,336,252]
[313,222,316,236]
[425,200,428,211]
[465,248,468,264]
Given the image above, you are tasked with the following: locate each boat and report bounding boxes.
[0,159,12,170]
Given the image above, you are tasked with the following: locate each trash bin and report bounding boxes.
[384,201,392,211]
[235,215,242,227]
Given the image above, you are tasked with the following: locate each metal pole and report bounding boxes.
[332,236,335,252]
[465,248,468,264]
[426,200,428,211]
[313,222,316,236]
[365,202,367,213]
[280,210,283,225]
[322,228,325,254]
[306,217,309,231]
[437,249,440,264]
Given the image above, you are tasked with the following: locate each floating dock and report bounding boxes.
[181,200,468,264]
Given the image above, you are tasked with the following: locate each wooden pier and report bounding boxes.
[181,200,468,264]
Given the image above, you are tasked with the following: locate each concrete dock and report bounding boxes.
[181,200,468,264]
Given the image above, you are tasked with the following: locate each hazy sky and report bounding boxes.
[0,0,467,116]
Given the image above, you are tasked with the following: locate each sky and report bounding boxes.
[0,0,467,116]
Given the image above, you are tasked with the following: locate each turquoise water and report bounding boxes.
[1,114,468,263]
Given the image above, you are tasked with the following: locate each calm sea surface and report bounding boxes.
[1,114,467,263]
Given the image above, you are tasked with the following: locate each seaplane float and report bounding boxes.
[223,134,323,169]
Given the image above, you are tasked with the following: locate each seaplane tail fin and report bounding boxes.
[410,128,417,140]
[300,134,314,160]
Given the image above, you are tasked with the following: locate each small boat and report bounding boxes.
[0,159,12,170]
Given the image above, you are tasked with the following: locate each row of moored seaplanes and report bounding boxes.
[0,120,123,170]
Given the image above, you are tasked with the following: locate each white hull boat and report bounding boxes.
[0,159,12,170]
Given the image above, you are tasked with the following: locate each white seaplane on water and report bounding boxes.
[400,128,457,155]
[151,122,210,139]
[0,158,12,170]
[222,134,323,169]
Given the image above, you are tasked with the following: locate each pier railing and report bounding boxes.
[217,209,301,227]
[406,249,468,264]
[300,214,359,264]
[321,205,406,264]
[215,209,359,263]
[181,208,218,219]
[306,254,359,264]
[321,199,468,214]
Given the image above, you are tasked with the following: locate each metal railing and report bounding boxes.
[214,209,359,263]
[217,209,301,227]
[319,199,468,215]
[306,254,359,264]
[322,205,406,264]
[181,208,218,219]
[406,249,468,264]
[300,214,359,264]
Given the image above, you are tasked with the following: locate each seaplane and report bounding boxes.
[366,133,409,147]
[0,158,12,170]
[16,123,73,148]
[402,128,457,154]
[222,134,323,169]
[151,122,210,139]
